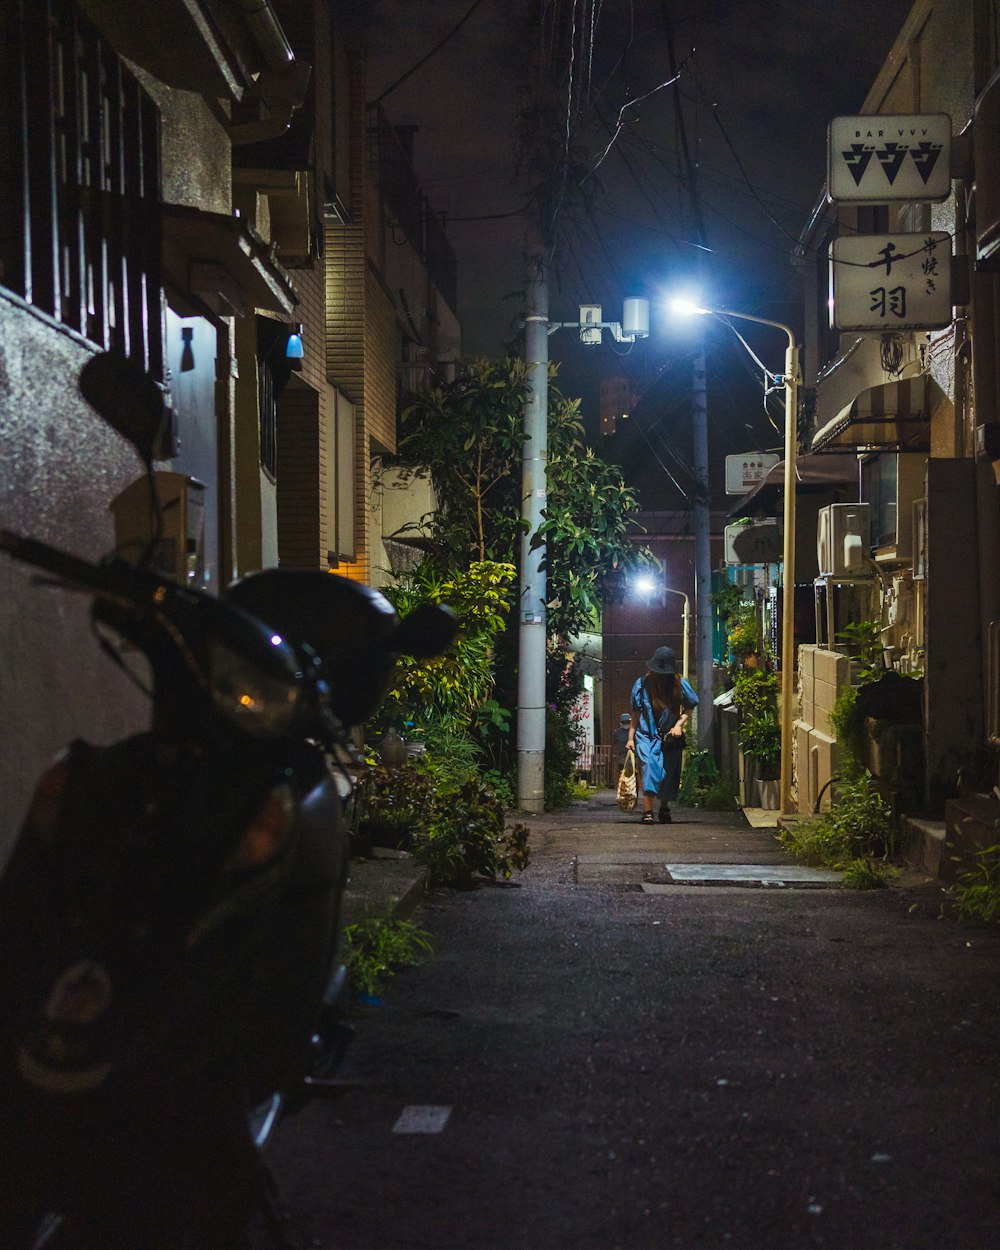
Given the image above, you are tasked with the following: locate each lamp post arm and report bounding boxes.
[663,587,691,682]
[708,308,796,360]
[702,303,799,815]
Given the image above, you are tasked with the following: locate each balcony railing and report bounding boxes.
[1,0,164,378]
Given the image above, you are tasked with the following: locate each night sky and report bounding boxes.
[334,0,915,501]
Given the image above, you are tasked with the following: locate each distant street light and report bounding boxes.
[634,575,691,682]
[671,298,800,817]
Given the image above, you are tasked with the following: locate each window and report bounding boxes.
[1,0,164,376]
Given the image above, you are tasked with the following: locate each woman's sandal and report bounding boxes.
[640,811,654,824]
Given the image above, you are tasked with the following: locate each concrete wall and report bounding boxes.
[0,296,150,865]
[795,645,854,815]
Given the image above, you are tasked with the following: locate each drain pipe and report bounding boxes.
[235,0,294,72]
[814,775,840,813]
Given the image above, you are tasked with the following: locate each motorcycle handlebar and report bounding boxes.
[0,529,143,601]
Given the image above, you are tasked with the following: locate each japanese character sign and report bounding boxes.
[830,233,952,331]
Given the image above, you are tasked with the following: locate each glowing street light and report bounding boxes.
[671,297,800,817]
[634,575,691,682]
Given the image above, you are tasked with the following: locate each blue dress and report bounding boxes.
[630,676,699,801]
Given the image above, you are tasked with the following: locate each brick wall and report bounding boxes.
[276,379,322,568]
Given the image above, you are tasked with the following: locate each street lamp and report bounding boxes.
[665,587,691,683]
[635,576,690,681]
[671,298,800,817]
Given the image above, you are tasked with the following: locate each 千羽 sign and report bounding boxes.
[830,232,952,331]
[828,114,951,203]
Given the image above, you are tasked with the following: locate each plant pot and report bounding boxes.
[739,748,758,807]
[757,777,779,810]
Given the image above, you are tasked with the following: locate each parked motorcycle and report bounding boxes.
[0,352,456,1248]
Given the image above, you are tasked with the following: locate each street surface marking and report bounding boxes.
[392,1105,452,1134]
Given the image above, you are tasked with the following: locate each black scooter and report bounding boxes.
[0,353,455,1249]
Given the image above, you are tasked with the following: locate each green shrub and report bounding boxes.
[829,685,865,776]
[778,770,900,872]
[349,759,436,840]
[679,749,738,811]
[341,911,433,998]
[953,844,1000,923]
[842,856,897,890]
[481,768,516,808]
[410,777,531,888]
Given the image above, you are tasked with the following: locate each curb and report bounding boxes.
[340,850,428,930]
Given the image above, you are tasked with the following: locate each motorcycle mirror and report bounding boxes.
[79,352,167,464]
[390,603,459,659]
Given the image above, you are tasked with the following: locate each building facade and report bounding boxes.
[794,0,1000,854]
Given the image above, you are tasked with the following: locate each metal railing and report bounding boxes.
[576,744,616,788]
[2,0,164,377]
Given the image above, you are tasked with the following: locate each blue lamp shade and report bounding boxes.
[285,324,304,359]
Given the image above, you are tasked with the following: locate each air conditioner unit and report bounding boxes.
[816,503,870,577]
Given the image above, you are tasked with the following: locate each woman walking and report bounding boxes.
[626,645,699,823]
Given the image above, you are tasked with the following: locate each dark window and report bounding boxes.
[0,0,164,377]
[256,316,293,479]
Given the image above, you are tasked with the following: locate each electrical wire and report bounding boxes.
[368,0,489,106]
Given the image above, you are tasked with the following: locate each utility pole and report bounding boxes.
[666,22,715,747]
[691,343,714,748]
[517,232,549,812]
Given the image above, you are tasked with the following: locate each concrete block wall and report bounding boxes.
[796,645,854,815]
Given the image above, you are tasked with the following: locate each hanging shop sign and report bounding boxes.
[725,452,780,495]
[830,232,952,331]
[828,114,951,203]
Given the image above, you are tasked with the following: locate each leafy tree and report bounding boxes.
[377,561,516,738]
[395,356,652,640]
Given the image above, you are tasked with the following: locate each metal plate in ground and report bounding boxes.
[644,864,843,889]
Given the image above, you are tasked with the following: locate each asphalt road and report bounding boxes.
[257,795,1000,1250]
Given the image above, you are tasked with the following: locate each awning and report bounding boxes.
[162,204,298,319]
[810,376,929,454]
[728,453,857,519]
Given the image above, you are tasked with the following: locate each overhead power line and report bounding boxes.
[369,0,488,106]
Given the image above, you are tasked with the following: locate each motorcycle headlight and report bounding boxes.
[209,642,303,737]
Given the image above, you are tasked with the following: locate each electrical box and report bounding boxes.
[816,503,870,577]
[579,304,602,346]
[111,472,206,584]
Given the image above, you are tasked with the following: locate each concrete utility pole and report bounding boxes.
[517,239,549,812]
[691,340,714,747]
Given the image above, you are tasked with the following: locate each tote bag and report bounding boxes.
[616,747,637,812]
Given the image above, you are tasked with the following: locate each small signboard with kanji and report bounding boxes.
[828,114,951,203]
[830,232,951,331]
[725,452,779,495]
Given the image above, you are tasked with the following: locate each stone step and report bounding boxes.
[901,815,946,877]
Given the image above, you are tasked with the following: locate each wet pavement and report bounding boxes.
[255,791,1000,1250]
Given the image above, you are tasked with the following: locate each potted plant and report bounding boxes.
[731,669,780,808]
[737,711,781,808]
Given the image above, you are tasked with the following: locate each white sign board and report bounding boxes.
[724,520,782,566]
[828,114,951,203]
[725,452,780,495]
[831,232,952,331]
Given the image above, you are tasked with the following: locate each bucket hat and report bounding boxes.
[646,645,678,675]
